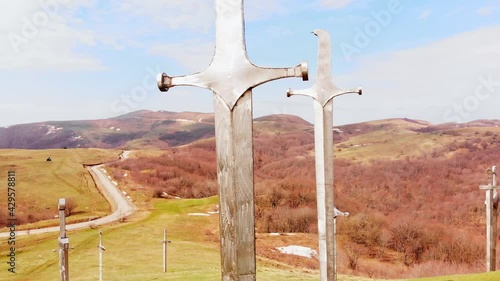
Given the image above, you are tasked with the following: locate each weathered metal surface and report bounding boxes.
[157,0,308,280]
[97,231,105,281]
[287,29,361,281]
[58,198,69,281]
[333,207,348,281]
[333,207,349,218]
[215,91,255,279]
[162,229,172,273]
[480,166,499,272]
[163,229,167,273]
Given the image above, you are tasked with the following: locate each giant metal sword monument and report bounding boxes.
[157,0,307,279]
[288,30,361,281]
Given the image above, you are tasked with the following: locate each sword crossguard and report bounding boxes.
[333,207,349,218]
[287,29,361,107]
[157,0,309,110]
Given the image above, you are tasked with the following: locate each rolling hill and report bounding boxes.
[0,110,215,149]
[0,110,422,150]
[3,110,500,278]
[2,110,498,152]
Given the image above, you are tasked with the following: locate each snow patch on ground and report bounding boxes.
[275,245,317,259]
[352,142,373,148]
[169,118,195,123]
[188,213,210,216]
[44,125,63,135]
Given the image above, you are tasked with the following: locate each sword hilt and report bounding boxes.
[157,73,172,92]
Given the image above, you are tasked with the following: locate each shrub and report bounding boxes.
[389,221,435,266]
[343,243,363,270]
[152,188,163,198]
[427,236,483,264]
[65,197,78,217]
[339,213,383,247]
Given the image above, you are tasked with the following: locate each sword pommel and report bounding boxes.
[157,72,172,92]
[299,62,309,81]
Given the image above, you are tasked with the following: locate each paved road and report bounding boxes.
[0,154,135,238]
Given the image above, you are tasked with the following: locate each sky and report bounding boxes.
[0,0,499,127]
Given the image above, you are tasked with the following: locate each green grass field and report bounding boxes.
[0,197,320,281]
[0,148,120,230]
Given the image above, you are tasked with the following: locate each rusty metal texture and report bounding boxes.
[287,29,361,281]
[157,0,308,280]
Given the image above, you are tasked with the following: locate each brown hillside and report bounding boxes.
[107,116,500,278]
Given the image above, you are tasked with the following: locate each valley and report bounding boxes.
[1,110,500,279]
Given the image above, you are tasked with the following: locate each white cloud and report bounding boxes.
[339,26,500,124]
[446,6,464,17]
[0,1,105,71]
[319,0,354,9]
[245,0,287,20]
[118,0,214,33]
[476,6,495,16]
[149,41,215,72]
[117,0,288,33]
[418,9,432,20]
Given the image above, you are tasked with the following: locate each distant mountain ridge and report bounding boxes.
[0,110,499,149]
[0,110,213,149]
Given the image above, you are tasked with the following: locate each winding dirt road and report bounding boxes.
[0,153,135,238]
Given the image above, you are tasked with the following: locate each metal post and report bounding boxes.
[58,198,69,281]
[97,231,105,281]
[480,166,499,272]
[333,208,349,281]
[163,229,167,273]
[157,1,308,279]
[162,229,172,273]
[287,30,361,281]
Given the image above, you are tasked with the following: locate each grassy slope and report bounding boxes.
[410,272,500,281]
[3,196,498,280]
[0,148,119,230]
[3,119,500,280]
[0,197,331,281]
